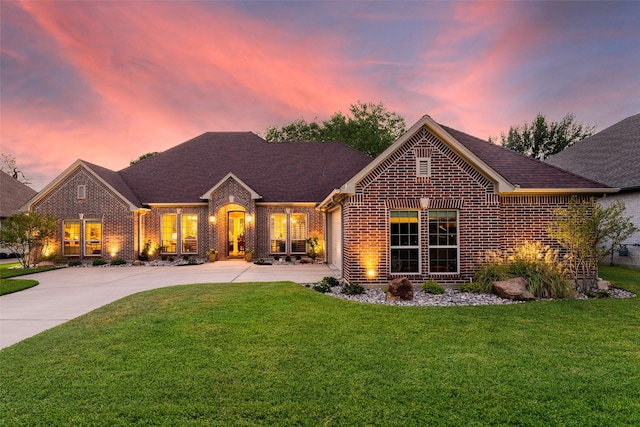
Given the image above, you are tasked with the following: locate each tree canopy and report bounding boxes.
[264,101,406,157]
[130,152,159,165]
[490,113,595,159]
[1,154,31,185]
[0,212,57,268]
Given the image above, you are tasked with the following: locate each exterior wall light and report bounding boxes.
[246,214,252,223]
[209,215,216,223]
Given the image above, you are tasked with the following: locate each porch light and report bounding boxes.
[246,214,252,223]
[209,215,216,223]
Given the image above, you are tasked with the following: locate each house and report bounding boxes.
[24,116,614,285]
[1,171,38,257]
[547,114,640,267]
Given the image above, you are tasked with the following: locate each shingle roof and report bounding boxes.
[441,125,608,190]
[0,171,37,217]
[118,132,373,203]
[82,160,142,207]
[546,114,640,189]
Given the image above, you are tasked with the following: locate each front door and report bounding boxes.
[227,211,246,257]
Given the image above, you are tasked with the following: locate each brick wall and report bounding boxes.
[31,166,136,260]
[341,127,597,286]
[255,205,324,259]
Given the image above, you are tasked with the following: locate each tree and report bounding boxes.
[546,197,637,292]
[491,113,596,159]
[0,212,57,268]
[1,154,31,185]
[130,152,159,165]
[264,101,406,157]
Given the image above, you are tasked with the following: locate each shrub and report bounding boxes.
[110,258,127,266]
[421,281,445,294]
[312,282,332,293]
[285,256,291,262]
[187,258,198,265]
[457,282,487,294]
[68,260,82,267]
[586,289,611,298]
[341,282,365,295]
[321,276,340,288]
[475,241,574,299]
[92,259,108,266]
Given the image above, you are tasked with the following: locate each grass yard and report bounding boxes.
[0,262,55,295]
[1,267,639,426]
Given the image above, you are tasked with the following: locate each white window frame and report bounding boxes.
[428,210,459,274]
[84,220,102,256]
[270,213,287,254]
[181,214,198,254]
[161,214,177,254]
[389,210,421,274]
[63,220,81,256]
[416,157,431,178]
[289,213,308,254]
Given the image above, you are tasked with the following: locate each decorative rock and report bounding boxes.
[299,257,314,264]
[132,260,143,266]
[493,277,535,301]
[597,280,612,291]
[386,277,414,301]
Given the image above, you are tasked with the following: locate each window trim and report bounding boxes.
[289,213,308,254]
[63,220,81,256]
[389,209,421,274]
[161,214,178,254]
[270,213,287,254]
[77,184,86,200]
[84,220,102,257]
[428,210,459,274]
[181,214,198,254]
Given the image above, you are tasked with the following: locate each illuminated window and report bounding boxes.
[270,214,286,253]
[182,214,198,253]
[63,221,81,256]
[85,221,102,256]
[390,210,420,273]
[290,214,307,253]
[161,214,177,253]
[428,210,458,273]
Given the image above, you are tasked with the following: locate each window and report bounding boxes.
[416,157,431,177]
[428,210,458,273]
[77,185,86,199]
[390,210,419,273]
[85,221,102,255]
[290,214,307,253]
[161,214,177,253]
[182,214,198,253]
[63,221,81,255]
[270,214,287,253]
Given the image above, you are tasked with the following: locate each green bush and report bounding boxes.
[586,289,611,298]
[421,281,445,294]
[110,258,127,266]
[341,282,365,295]
[312,282,332,293]
[187,258,198,265]
[68,260,82,267]
[457,282,488,294]
[92,259,108,266]
[321,276,340,288]
[474,242,574,299]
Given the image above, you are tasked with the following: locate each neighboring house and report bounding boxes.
[24,116,613,285]
[547,114,640,267]
[1,171,38,257]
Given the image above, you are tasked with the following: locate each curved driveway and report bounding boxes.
[0,261,337,349]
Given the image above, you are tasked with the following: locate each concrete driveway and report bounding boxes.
[0,261,337,349]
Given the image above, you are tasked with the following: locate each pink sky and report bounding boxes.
[2,1,639,190]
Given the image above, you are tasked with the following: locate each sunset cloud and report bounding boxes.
[1,1,638,190]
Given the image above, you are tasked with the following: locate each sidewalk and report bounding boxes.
[0,261,337,349]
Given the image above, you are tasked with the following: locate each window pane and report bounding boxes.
[290,214,307,253]
[63,221,80,255]
[391,249,419,273]
[85,221,102,255]
[161,214,177,253]
[428,210,458,273]
[270,214,286,253]
[429,248,458,273]
[182,214,198,253]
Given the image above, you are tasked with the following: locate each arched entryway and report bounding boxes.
[215,203,253,259]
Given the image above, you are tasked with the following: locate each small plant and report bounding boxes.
[421,281,445,294]
[341,282,365,295]
[92,258,108,266]
[254,258,272,265]
[586,289,611,298]
[110,258,127,266]
[273,255,280,261]
[68,260,82,267]
[295,255,301,261]
[306,235,320,259]
[206,248,218,256]
[187,258,198,265]
[321,276,340,288]
[139,240,153,261]
[285,255,291,262]
[457,282,487,294]
[312,282,332,293]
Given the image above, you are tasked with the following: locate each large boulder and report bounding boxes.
[386,277,414,301]
[493,277,535,301]
[597,280,612,291]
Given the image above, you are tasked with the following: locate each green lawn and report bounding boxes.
[0,263,56,295]
[1,267,638,426]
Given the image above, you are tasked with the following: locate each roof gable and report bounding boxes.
[546,114,640,189]
[341,115,612,196]
[200,172,261,200]
[24,160,142,211]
